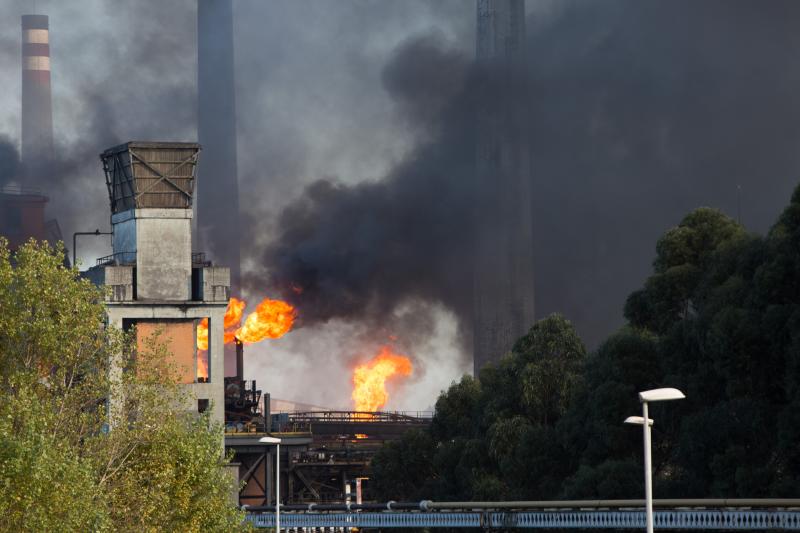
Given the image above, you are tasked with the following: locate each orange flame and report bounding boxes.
[224,297,247,343]
[195,296,295,380]
[352,346,413,412]
[197,318,209,351]
[196,318,210,380]
[235,298,297,344]
[197,351,209,381]
[196,296,294,350]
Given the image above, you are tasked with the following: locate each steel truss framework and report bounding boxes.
[246,509,800,530]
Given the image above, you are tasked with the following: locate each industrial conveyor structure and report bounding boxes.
[225,404,432,507]
[244,499,800,530]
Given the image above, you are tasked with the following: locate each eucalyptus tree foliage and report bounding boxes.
[374,184,800,503]
[373,314,586,502]
[0,239,249,533]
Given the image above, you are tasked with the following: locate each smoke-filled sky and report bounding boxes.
[1,0,799,410]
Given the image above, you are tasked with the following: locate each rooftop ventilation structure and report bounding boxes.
[100,142,202,301]
[101,141,200,214]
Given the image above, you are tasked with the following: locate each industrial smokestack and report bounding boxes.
[197,0,241,292]
[473,0,534,374]
[21,14,54,167]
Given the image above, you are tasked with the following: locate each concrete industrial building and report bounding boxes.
[86,142,230,425]
[473,0,535,373]
[75,140,434,506]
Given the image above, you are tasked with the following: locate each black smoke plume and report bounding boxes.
[254,34,479,343]
[0,0,196,260]
[0,137,20,188]
[253,0,800,349]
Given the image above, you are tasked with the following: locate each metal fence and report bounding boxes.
[246,509,800,530]
[287,411,434,423]
[95,251,136,266]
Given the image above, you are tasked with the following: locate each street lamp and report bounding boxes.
[259,436,283,532]
[625,387,685,533]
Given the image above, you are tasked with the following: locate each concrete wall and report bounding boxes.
[106,303,227,427]
[134,208,192,301]
[111,207,193,300]
[199,267,230,302]
[84,265,134,301]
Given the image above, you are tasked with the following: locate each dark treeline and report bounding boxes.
[372,183,800,501]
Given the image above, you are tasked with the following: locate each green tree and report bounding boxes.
[429,374,482,441]
[0,239,248,532]
[374,192,800,502]
[625,207,746,333]
[511,314,586,426]
[558,327,659,498]
[376,315,585,502]
[371,429,437,501]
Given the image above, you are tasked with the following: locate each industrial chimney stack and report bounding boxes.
[197,0,241,292]
[21,14,54,166]
[473,0,535,374]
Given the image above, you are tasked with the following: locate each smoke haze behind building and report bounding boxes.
[1,0,800,409]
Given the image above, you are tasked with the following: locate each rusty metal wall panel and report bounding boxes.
[135,320,197,384]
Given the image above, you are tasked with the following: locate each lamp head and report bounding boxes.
[624,415,653,426]
[259,436,282,444]
[639,387,685,403]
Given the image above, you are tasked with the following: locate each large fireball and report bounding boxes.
[352,346,413,412]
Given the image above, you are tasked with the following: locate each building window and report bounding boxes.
[134,320,197,384]
[198,398,209,413]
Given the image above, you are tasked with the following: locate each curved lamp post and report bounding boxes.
[259,436,283,532]
[625,387,685,533]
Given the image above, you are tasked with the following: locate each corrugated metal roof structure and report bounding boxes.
[100,141,201,214]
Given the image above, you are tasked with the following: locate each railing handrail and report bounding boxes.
[192,252,211,266]
[247,498,800,513]
[95,251,212,267]
[96,251,136,266]
[285,410,434,423]
[245,508,800,530]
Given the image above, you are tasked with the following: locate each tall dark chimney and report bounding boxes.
[473,0,535,374]
[197,0,241,292]
[21,14,54,167]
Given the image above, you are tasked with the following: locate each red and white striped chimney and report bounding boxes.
[21,14,54,164]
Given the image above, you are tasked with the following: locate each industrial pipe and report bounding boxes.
[247,501,430,513]
[422,499,800,510]
[246,498,800,513]
[72,229,112,269]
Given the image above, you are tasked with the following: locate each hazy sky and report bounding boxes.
[2,1,799,411]
[0,0,482,410]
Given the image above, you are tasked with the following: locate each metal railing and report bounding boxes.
[94,251,210,267]
[96,251,136,266]
[246,509,800,530]
[192,252,211,266]
[287,411,434,424]
[246,500,800,530]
